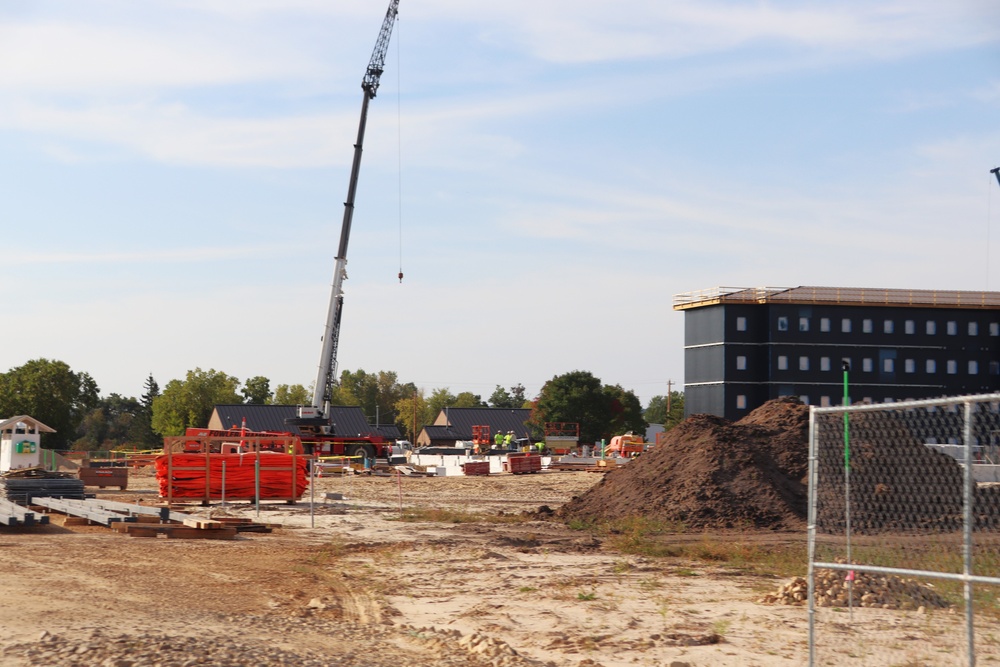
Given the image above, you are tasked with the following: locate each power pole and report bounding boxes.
[666,380,673,423]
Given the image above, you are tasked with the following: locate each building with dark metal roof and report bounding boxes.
[208,404,379,437]
[674,286,1000,420]
[415,407,533,447]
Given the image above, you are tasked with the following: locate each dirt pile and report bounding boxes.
[557,397,810,530]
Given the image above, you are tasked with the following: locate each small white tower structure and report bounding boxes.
[0,416,55,472]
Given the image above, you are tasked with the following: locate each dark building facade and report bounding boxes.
[675,286,1000,420]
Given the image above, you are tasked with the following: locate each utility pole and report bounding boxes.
[666,380,673,424]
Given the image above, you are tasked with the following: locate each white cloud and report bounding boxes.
[0,22,312,91]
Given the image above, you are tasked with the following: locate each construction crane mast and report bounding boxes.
[296,0,400,434]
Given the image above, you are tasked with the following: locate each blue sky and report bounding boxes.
[2,0,999,409]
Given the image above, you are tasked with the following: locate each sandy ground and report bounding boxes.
[0,467,995,666]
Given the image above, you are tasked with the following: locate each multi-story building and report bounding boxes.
[674,286,1000,420]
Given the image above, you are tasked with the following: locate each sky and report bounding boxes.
[2,0,1000,410]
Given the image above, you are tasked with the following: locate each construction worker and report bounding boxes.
[503,431,513,448]
[535,440,544,455]
[494,430,504,450]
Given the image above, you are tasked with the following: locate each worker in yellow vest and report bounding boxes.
[494,430,504,450]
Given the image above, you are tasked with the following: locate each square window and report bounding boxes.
[799,356,809,371]
[736,316,747,332]
[862,319,873,333]
[904,359,915,373]
[799,317,809,332]
[820,357,831,371]
[884,320,894,334]
[736,355,747,370]
[842,357,852,372]
[820,317,831,332]
[927,321,937,335]
[883,358,894,373]
[842,318,852,333]
[777,355,788,370]
[927,359,937,373]
[947,321,957,335]
[990,361,1000,375]
[799,395,810,405]
[947,360,958,374]
[777,316,788,331]
[905,320,915,334]
[736,395,747,410]
[991,322,999,337]
[820,396,831,407]
[969,322,979,336]
[969,360,979,375]
[862,358,873,372]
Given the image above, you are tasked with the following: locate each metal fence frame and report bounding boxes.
[808,393,1000,666]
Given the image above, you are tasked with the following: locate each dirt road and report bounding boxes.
[0,469,985,666]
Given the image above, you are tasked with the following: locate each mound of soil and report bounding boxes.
[557,397,810,530]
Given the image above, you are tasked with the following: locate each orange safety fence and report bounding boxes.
[155,453,309,501]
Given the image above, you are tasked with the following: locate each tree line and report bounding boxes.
[0,358,683,450]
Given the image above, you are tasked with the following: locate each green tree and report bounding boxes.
[273,383,312,406]
[489,383,527,409]
[128,374,161,449]
[75,393,143,450]
[427,388,457,416]
[453,391,486,408]
[528,370,646,445]
[334,369,416,426]
[644,391,685,429]
[603,383,646,436]
[151,368,241,436]
[242,376,271,404]
[0,358,99,449]
[394,388,435,443]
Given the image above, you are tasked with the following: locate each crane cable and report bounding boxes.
[396,17,404,283]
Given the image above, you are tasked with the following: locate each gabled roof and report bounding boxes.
[421,424,465,441]
[432,407,533,439]
[373,424,402,440]
[210,405,379,438]
[0,416,56,433]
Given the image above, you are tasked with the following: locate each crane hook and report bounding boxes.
[398,271,403,283]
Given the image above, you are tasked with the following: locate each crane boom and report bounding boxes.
[306,0,400,429]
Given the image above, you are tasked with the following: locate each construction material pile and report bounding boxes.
[156,454,309,500]
[759,570,952,610]
[557,397,810,530]
[0,467,85,504]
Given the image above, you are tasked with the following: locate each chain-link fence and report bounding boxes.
[808,394,1000,666]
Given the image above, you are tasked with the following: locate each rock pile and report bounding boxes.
[557,397,810,530]
[759,570,952,611]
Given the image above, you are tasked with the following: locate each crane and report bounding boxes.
[993,167,1000,189]
[292,0,400,440]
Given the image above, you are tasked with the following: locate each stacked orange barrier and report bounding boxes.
[155,453,309,501]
